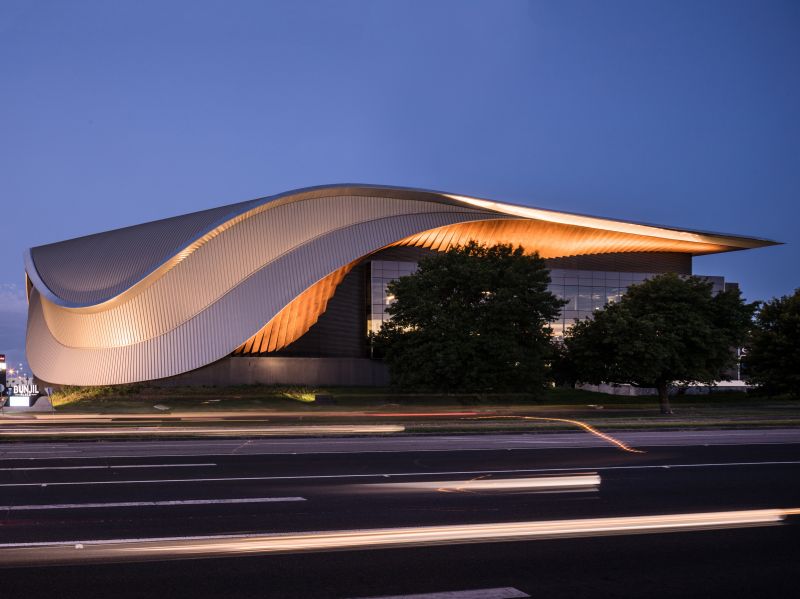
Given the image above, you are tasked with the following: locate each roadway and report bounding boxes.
[1,430,798,597]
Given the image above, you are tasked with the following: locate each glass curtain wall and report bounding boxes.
[547,269,725,337]
[546,269,641,337]
[368,261,724,338]
[369,260,419,335]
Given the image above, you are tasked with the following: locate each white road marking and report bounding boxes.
[0,460,796,488]
[0,463,216,471]
[347,587,530,599]
[1,497,305,511]
[2,440,799,461]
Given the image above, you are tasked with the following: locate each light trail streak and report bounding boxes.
[347,588,531,599]
[0,507,793,567]
[470,416,645,453]
[368,474,601,493]
[0,463,216,472]
[1,497,306,511]
[363,412,481,417]
[0,412,480,423]
[0,425,405,437]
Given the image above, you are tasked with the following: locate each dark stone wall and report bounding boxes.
[272,263,369,359]
[155,356,390,387]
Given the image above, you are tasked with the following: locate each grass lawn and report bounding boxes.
[44,384,798,419]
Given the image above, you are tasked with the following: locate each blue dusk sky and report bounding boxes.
[1,0,798,372]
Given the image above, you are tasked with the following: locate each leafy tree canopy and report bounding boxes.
[372,242,564,392]
[563,273,755,413]
[745,288,800,397]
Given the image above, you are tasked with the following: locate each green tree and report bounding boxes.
[745,289,800,397]
[372,242,564,392]
[563,273,754,414]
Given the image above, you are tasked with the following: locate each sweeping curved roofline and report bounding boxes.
[26,184,781,386]
[25,183,779,310]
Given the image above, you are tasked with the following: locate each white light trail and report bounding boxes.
[0,425,405,437]
[1,497,306,511]
[0,463,216,471]
[347,588,530,599]
[0,507,793,567]
[368,474,601,493]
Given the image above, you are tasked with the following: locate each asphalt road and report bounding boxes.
[1,427,799,457]
[1,431,798,598]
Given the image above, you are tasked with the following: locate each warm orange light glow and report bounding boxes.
[391,218,737,259]
[234,262,355,354]
[445,194,770,250]
[234,212,762,356]
[363,412,480,417]
[471,415,644,454]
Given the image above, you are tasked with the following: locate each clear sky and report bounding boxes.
[1,0,798,372]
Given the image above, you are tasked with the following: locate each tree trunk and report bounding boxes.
[657,381,673,415]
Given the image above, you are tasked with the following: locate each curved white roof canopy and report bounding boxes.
[25,184,778,385]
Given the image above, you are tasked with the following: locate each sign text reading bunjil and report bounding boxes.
[13,384,39,396]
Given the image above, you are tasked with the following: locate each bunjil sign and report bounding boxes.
[12,384,39,397]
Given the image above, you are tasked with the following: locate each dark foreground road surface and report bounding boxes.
[0,430,798,598]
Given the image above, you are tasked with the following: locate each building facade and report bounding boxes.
[24,185,776,387]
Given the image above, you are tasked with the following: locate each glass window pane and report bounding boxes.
[592,287,605,309]
[563,285,578,310]
[577,288,592,311]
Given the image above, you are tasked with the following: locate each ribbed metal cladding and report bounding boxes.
[25,185,778,386]
[27,211,502,385]
[29,201,262,305]
[37,198,485,350]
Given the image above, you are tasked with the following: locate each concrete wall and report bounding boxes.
[159,356,390,387]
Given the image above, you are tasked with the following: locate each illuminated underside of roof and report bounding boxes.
[25,184,778,385]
